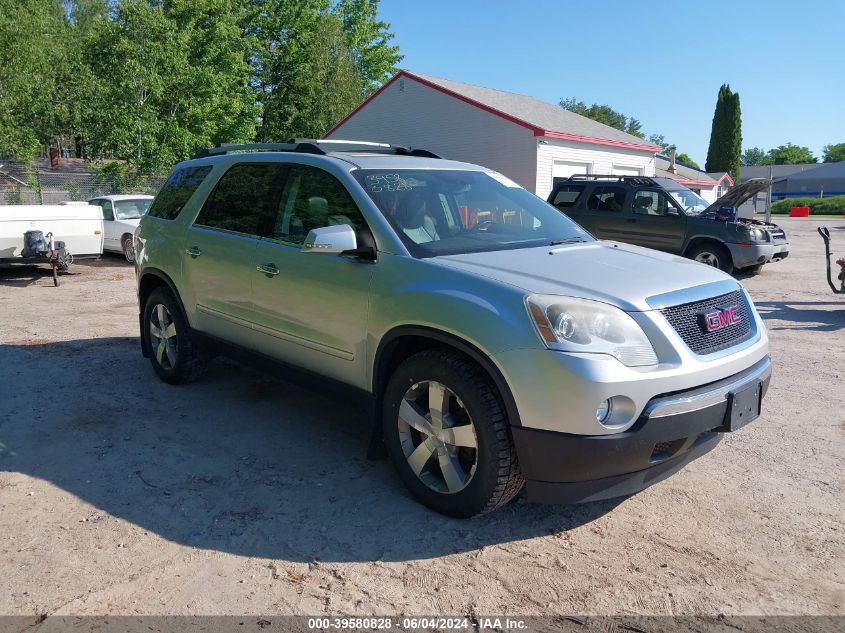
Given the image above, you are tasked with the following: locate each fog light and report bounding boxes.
[596,399,612,424]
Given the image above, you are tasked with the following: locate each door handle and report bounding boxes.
[256,263,280,276]
[186,246,202,257]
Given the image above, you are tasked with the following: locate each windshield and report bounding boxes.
[667,188,709,215]
[114,198,151,220]
[354,169,592,257]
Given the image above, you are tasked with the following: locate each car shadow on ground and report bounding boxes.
[0,337,620,564]
[0,265,79,287]
[754,300,845,332]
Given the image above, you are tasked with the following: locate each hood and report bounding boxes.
[703,178,770,215]
[118,217,142,227]
[435,241,737,312]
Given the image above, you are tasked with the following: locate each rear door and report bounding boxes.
[182,163,284,349]
[580,184,630,240]
[627,188,687,252]
[251,164,375,386]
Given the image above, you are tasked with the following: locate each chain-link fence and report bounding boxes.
[0,160,165,205]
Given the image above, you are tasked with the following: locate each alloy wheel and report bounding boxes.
[695,251,720,268]
[397,381,479,494]
[149,304,177,370]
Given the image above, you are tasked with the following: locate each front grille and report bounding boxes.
[769,228,787,242]
[661,290,753,355]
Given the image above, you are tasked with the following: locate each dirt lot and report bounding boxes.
[0,217,843,618]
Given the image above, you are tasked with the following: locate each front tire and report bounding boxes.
[382,349,524,517]
[687,242,733,274]
[122,235,135,263]
[143,287,207,384]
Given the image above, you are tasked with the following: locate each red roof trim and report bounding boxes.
[676,178,720,187]
[712,172,735,187]
[325,71,660,155]
[538,130,663,153]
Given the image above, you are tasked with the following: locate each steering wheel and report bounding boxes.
[468,220,496,233]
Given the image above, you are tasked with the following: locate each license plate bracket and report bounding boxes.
[721,382,762,432]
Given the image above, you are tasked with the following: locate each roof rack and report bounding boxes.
[563,174,658,187]
[193,139,441,159]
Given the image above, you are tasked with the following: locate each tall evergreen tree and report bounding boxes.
[705,84,742,181]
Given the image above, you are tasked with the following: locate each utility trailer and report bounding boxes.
[0,204,104,285]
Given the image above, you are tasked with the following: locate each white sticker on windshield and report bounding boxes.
[484,171,521,188]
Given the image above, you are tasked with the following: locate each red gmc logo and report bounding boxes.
[701,305,742,332]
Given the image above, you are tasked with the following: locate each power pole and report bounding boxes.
[765,165,772,223]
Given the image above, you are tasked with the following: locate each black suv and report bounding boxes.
[548,175,789,274]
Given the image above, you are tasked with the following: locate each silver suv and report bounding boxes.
[135,140,771,517]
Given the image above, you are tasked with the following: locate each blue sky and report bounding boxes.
[378,0,844,165]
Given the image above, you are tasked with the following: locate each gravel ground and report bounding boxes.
[0,217,842,618]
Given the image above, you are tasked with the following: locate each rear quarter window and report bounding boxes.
[147,165,213,220]
[551,185,585,209]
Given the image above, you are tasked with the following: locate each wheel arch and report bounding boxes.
[372,326,522,429]
[683,236,734,264]
[137,268,189,358]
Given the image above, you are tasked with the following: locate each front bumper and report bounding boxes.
[727,241,790,268]
[512,356,771,504]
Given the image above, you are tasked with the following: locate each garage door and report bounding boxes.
[612,164,643,176]
[553,160,592,179]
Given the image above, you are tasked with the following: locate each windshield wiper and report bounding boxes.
[549,237,587,246]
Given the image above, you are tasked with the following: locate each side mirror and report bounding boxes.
[301,224,357,254]
[666,207,680,217]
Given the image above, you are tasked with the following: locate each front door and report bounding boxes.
[92,199,119,251]
[627,189,687,252]
[251,164,375,386]
[181,162,285,349]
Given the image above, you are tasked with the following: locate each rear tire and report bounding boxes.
[381,349,524,517]
[687,242,733,274]
[143,287,207,384]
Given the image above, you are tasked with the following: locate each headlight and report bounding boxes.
[526,294,658,366]
[746,227,767,242]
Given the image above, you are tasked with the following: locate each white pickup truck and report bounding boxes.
[0,204,104,262]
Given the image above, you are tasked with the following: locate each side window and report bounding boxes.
[269,165,367,245]
[632,190,677,216]
[148,165,212,220]
[551,185,585,209]
[587,186,627,212]
[100,200,114,221]
[195,164,285,236]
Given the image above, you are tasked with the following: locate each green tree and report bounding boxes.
[648,134,670,152]
[676,152,700,170]
[0,0,72,160]
[766,143,816,165]
[705,83,742,181]
[822,142,845,163]
[82,0,258,173]
[334,0,402,94]
[255,1,364,140]
[742,147,769,166]
[559,98,644,138]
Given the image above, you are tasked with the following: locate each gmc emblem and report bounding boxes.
[699,305,742,332]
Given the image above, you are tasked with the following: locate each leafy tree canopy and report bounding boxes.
[822,142,845,163]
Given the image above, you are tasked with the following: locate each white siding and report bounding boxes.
[535,138,656,199]
[695,186,719,204]
[327,75,538,191]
